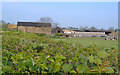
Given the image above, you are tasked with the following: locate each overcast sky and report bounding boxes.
[2,2,118,29]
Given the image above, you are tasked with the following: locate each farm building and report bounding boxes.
[63,29,111,37]
[84,29,111,35]
[51,27,64,34]
[17,22,51,35]
[63,29,75,34]
[108,32,118,37]
[8,24,17,30]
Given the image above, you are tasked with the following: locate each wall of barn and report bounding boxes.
[18,26,26,32]
[74,32,106,36]
[17,26,51,34]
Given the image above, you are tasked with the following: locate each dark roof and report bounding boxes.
[84,29,111,32]
[66,29,111,32]
[17,22,51,27]
[66,29,82,32]
[72,29,82,32]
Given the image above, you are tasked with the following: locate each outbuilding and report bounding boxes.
[17,22,51,35]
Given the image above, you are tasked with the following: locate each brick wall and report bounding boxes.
[18,26,26,32]
[26,26,35,33]
[18,26,51,34]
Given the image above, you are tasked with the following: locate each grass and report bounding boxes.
[56,37,118,50]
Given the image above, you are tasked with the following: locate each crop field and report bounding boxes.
[1,30,118,74]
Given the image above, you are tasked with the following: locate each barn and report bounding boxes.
[74,29,111,37]
[51,27,64,34]
[63,29,112,37]
[17,22,51,35]
[84,29,111,35]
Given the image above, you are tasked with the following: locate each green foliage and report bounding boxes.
[2,30,118,73]
[2,24,8,29]
[55,33,63,36]
[35,33,46,36]
[63,64,73,73]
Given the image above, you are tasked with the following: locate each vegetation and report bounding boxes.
[0,31,1,74]
[0,20,8,29]
[35,33,46,36]
[63,37,118,50]
[55,33,63,37]
[1,30,118,74]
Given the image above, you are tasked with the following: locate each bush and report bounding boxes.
[55,33,63,36]
[2,28,9,31]
[50,36,60,38]
[35,33,46,36]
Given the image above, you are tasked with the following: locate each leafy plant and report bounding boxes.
[1,30,118,73]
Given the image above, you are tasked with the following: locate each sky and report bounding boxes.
[1,0,119,2]
[2,2,118,29]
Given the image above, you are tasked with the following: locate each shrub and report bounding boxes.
[35,33,46,36]
[55,33,63,36]
[2,30,118,73]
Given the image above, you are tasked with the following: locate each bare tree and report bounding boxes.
[79,26,88,31]
[101,28,104,30]
[39,17,53,23]
[0,20,8,29]
[108,27,115,32]
[52,22,59,28]
[79,26,84,31]
[84,26,88,30]
[38,17,60,27]
[38,17,60,34]
[89,26,96,30]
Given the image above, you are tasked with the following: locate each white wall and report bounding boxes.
[74,32,106,36]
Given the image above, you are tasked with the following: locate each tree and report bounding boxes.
[38,17,60,28]
[84,26,88,30]
[51,22,61,34]
[39,17,53,23]
[89,26,96,30]
[52,22,59,28]
[0,20,8,29]
[108,27,115,32]
[115,29,118,32]
[39,17,61,34]
[100,28,104,30]
[79,26,88,31]
[79,26,84,31]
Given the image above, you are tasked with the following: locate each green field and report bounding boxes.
[1,30,118,73]
[62,37,118,50]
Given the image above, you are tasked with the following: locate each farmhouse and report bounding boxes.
[17,22,51,35]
